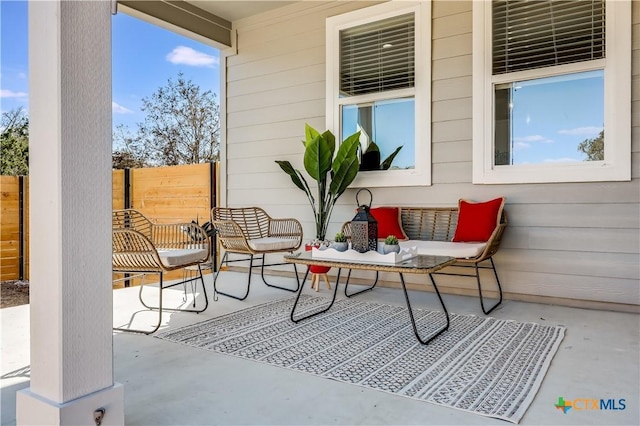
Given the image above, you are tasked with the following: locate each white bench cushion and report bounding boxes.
[157,248,208,268]
[399,240,486,259]
[247,237,298,252]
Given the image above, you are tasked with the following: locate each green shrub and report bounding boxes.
[384,235,399,245]
[334,232,347,242]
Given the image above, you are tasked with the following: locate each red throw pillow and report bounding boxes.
[369,207,408,240]
[452,197,505,242]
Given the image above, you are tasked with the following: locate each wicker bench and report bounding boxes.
[342,206,508,314]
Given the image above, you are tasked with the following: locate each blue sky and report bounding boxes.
[1,1,29,113]
[511,70,603,164]
[1,1,219,131]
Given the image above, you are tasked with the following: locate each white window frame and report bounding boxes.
[326,1,431,187]
[472,0,631,184]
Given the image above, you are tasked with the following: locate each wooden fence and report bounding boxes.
[1,162,218,284]
[0,176,29,281]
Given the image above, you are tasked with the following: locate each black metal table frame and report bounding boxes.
[285,254,455,345]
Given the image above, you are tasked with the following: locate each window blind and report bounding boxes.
[340,13,415,97]
[492,0,605,75]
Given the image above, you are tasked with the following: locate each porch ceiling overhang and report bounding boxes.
[187,1,298,22]
[117,0,299,48]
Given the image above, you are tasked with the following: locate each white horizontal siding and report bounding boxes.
[501,227,639,254]
[227,117,324,144]
[432,76,471,102]
[432,97,472,122]
[227,98,325,128]
[432,56,472,80]
[227,81,325,113]
[498,249,639,280]
[227,64,325,98]
[224,0,640,308]
[432,140,472,163]
[432,119,472,142]
[227,45,325,83]
[506,203,640,228]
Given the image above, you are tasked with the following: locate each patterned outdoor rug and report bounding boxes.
[156,295,565,423]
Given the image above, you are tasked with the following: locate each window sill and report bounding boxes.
[473,161,631,185]
[350,168,431,188]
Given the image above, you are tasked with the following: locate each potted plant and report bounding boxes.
[275,124,361,242]
[331,232,348,252]
[383,235,400,254]
[360,141,403,171]
[357,125,403,171]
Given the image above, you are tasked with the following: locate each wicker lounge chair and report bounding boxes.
[112,209,210,334]
[211,207,303,300]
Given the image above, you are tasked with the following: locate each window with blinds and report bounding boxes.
[492,0,605,75]
[339,13,415,97]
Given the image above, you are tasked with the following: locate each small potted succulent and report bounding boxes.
[331,232,348,252]
[383,235,400,254]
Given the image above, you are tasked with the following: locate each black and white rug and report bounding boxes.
[156,295,565,423]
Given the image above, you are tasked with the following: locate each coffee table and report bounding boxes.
[284,251,456,345]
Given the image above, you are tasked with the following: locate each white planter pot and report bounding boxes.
[382,244,400,254]
[331,242,349,252]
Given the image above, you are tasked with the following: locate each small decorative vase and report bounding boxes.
[331,242,348,252]
[383,244,400,254]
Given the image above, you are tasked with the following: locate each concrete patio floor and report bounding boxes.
[2,270,639,425]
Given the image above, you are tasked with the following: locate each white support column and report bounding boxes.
[17,1,124,424]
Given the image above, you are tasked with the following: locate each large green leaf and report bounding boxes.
[329,154,359,198]
[364,141,380,153]
[304,124,321,148]
[275,160,316,208]
[303,134,332,181]
[332,131,360,174]
[275,160,305,192]
[295,169,315,207]
[321,130,336,157]
[381,145,403,170]
[330,131,360,197]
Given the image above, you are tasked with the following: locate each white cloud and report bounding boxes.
[514,135,553,144]
[558,126,602,136]
[112,101,133,114]
[514,142,530,150]
[166,46,218,68]
[1,89,28,99]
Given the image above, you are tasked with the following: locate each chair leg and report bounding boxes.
[476,258,503,315]
[214,252,253,301]
[260,254,300,293]
[114,272,164,335]
[139,267,209,313]
[321,273,331,290]
[174,263,209,313]
[212,252,231,301]
[214,252,301,300]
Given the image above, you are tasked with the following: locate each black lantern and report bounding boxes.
[351,189,377,253]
